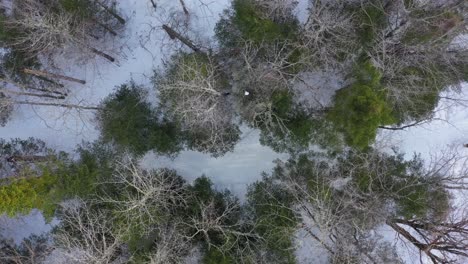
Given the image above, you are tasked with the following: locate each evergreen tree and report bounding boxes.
[328,63,395,149]
[97,82,182,155]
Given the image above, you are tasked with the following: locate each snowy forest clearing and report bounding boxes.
[0,0,467,263]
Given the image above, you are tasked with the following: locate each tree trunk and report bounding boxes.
[26,86,68,97]
[13,100,101,110]
[0,77,67,96]
[99,22,118,36]
[89,47,115,62]
[92,18,118,36]
[179,0,189,16]
[162,24,202,54]
[1,89,65,100]
[150,0,157,9]
[386,220,442,264]
[34,75,65,88]
[23,69,86,85]
[96,1,126,25]
[378,119,429,130]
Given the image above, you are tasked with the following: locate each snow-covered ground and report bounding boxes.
[141,126,288,199]
[0,0,467,263]
[378,87,468,160]
[0,209,59,244]
[0,0,234,245]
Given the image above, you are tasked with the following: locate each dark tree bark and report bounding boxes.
[13,100,101,110]
[23,69,86,85]
[378,119,430,130]
[89,47,115,62]
[179,0,189,16]
[1,89,65,100]
[92,18,118,36]
[25,86,68,97]
[96,1,126,25]
[34,75,65,88]
[150,0,157,9]
[387,218,468,264]
[162,24,202,54]
[0,78,67,96]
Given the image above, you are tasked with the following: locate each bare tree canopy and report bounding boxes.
[155,53,240,157]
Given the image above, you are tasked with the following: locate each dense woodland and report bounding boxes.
[0,0,467,263]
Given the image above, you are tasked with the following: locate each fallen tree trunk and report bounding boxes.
[89,47,115,62]
[13,100,101,110]
[23,69,86,85]
[96,1,126,25]
[162,24,203,54]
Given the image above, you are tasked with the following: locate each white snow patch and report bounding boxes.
[294,228,330,264]
[0,209,59,244]
[374,224,428,264]
[294,205,331,263]
[378,84,468,160]
[294,0,311,24]
[140,126,288,199]
[449,34,468,50]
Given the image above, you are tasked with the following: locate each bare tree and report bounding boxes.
[162,25,202,54]
[235,40,305,136]
[273,157,391,263]
[95,0,126,25]
[267,145,468,263]
[0,92,14,126]
[53,200,127,264]
[365,0,468,123]
[150,0,157,10]
[181,196,261,258]
[0,94,100,112]
[382,146,468,263]
[178,0,189,16]
[146,224,190,264]
[387,215,468,264]
[156,53,240,156]
[300,0,359,70]
[99,158,187,236]
[0,235,52,264]
[6,0,117,63]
